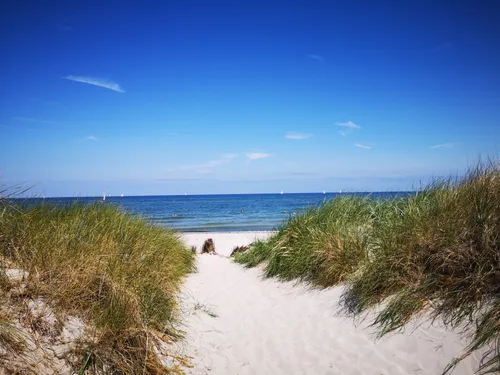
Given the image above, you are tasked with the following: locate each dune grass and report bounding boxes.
[235,161,500,374]
[0,199,195,374]
[237,196,374,286]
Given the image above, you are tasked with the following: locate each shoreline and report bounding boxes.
[181,230,276,234]
[181,231,274,257]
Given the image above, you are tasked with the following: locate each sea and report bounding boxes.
[18,192,413,232]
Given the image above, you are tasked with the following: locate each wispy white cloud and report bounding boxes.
[223,153,238,159]
[336,121,360,129]
[86,135,98,141]
[169,157,235,174]
[355,143,372,150]
[183,160,227,170]
[285,132,313,140]
[337,121,360,137]
[246,153,271,160]
[308,54,325,62]
[429,142,457,149]
[63,75,124,93]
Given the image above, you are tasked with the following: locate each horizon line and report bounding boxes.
[14,191,416,199]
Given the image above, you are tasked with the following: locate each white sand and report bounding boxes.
[177,232,481,375]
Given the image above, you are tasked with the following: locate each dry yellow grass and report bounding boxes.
[0,199,195,374]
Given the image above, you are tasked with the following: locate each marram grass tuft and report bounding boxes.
[0,199,195,374]
[236,160,500,374]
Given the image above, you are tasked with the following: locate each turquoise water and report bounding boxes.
[22,192,411,232]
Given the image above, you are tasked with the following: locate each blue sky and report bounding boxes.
[1,0,499,196]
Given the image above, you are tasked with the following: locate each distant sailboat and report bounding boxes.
[323,190,326,194]
[339,190,342,194]
[121,193,124,198]
[103,193,106,201]
[280,190,284,195]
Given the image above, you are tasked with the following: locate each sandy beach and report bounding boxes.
[176,232,481,375]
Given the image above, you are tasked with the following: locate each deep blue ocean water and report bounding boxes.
[18,192,412,232]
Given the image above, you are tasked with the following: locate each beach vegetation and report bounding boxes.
[0,197,195,374]
[235,160,500,374]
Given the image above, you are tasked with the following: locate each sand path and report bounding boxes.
[177,232,480,375]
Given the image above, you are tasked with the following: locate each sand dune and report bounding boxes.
[177,232,480,375]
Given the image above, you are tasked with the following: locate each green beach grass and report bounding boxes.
[0,197,195,374]
[235,161,500,374]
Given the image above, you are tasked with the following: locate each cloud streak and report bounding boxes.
[169,153,238,174]
[337,121,360,137]
[177,160,227,171]
[336,121,360,129]
[308,54,325,62]
[430,142,457,149]
[355,143,372,150]
[285,132,313,140]
[86,135,98,141]
[63,75,124,92]
[246,153,271,160]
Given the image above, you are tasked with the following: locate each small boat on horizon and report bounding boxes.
[280,190,284,195]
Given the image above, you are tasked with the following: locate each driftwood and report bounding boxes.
[201,238,216,254]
